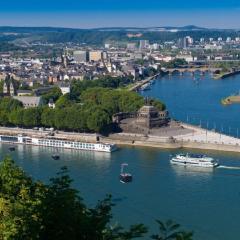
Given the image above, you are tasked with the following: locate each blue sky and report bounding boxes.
[0,0,239,28]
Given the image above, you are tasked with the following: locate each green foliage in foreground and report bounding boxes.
[0,156,193,240]
[0,87,165,133]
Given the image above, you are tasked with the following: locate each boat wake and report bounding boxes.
[218,165,240,170]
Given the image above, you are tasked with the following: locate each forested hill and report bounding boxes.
[0,26,239,45]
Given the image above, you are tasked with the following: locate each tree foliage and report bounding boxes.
[41,87,62,104]
[151,220,193,240]
[0,84,165,133]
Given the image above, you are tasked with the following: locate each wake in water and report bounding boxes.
[218,165,240,170]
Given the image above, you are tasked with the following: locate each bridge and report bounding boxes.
[164,67,222,75]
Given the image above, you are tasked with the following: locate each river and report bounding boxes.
[2,72,240,240]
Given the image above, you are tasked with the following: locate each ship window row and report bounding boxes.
[37,140,95,149]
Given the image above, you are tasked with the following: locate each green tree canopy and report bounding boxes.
[55,93,73,109]
[41,87,62,104]
[22,108,42,127]
[0,97,23,112]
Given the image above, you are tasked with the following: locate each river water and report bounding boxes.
[2,73,240,240]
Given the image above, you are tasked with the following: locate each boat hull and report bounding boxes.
[0,135,117,153]
[170,155,219,168]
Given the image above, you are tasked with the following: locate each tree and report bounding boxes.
[0,80,4,93]
[86,107,111,133]
[39,166,86,240]
[55,94,73,109]
[54,108,67,130]
[0,97,23,112]
[41,107,55,127]
[41,87,62,104]
[151,220,193,240]
[63,106,88,131]
[0,156,46,239]
[9,109,24,126]
[0,110,9,126]
[22,108,42,127]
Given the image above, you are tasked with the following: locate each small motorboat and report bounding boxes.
[9,146,16,152]
[52,154,60,160]
[119,163,132,183]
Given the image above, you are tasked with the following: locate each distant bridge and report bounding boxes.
[164,67,222,75]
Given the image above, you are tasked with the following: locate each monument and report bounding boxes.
[113,98,169,134]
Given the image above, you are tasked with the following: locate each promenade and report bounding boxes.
[0,122,240,153]
[107,121,240,153]
[128,74,158,91]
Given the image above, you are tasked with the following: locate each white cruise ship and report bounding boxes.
[0,135,117,153]
[171,153,219,168]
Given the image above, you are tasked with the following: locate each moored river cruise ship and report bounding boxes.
[171,153,219,168]
[0,135,117,153]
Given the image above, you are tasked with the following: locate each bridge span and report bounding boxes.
[164,67,222,75]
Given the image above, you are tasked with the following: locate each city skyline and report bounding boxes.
[0,0,239,29]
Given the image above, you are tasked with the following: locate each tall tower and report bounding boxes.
[62,47,69,68]
[9,81,15,96]
[3,81,8,95]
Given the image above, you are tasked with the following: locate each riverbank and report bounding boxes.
[1,122,240,154]
[128,74,159,91]
[214,70,240,79]
[105,122,240,154]
[221,95,240,105]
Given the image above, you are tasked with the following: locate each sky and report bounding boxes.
[0,0,239,29]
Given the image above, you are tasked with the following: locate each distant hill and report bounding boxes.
[0,26,239,46]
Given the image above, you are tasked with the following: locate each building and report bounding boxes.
[48,98,55,109]
[151,43,160,50]
[176,55,195,63]
[226,37,232,43]
[34,86,55,96]
[89,51,104,62]
[104,43,111,49]
[135,105,169,129]
[59,85,70,95]
[3,81,8,95]
[127,43,137,50]
[185,36,193,45]
[17,90,33,96]
[113,102,169,134]
[3,78,16,96]
[13,96,43,108]
[139,40,149,50]
[204,44,222,50]
[73,51,89,63]
[178,37,188,49]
